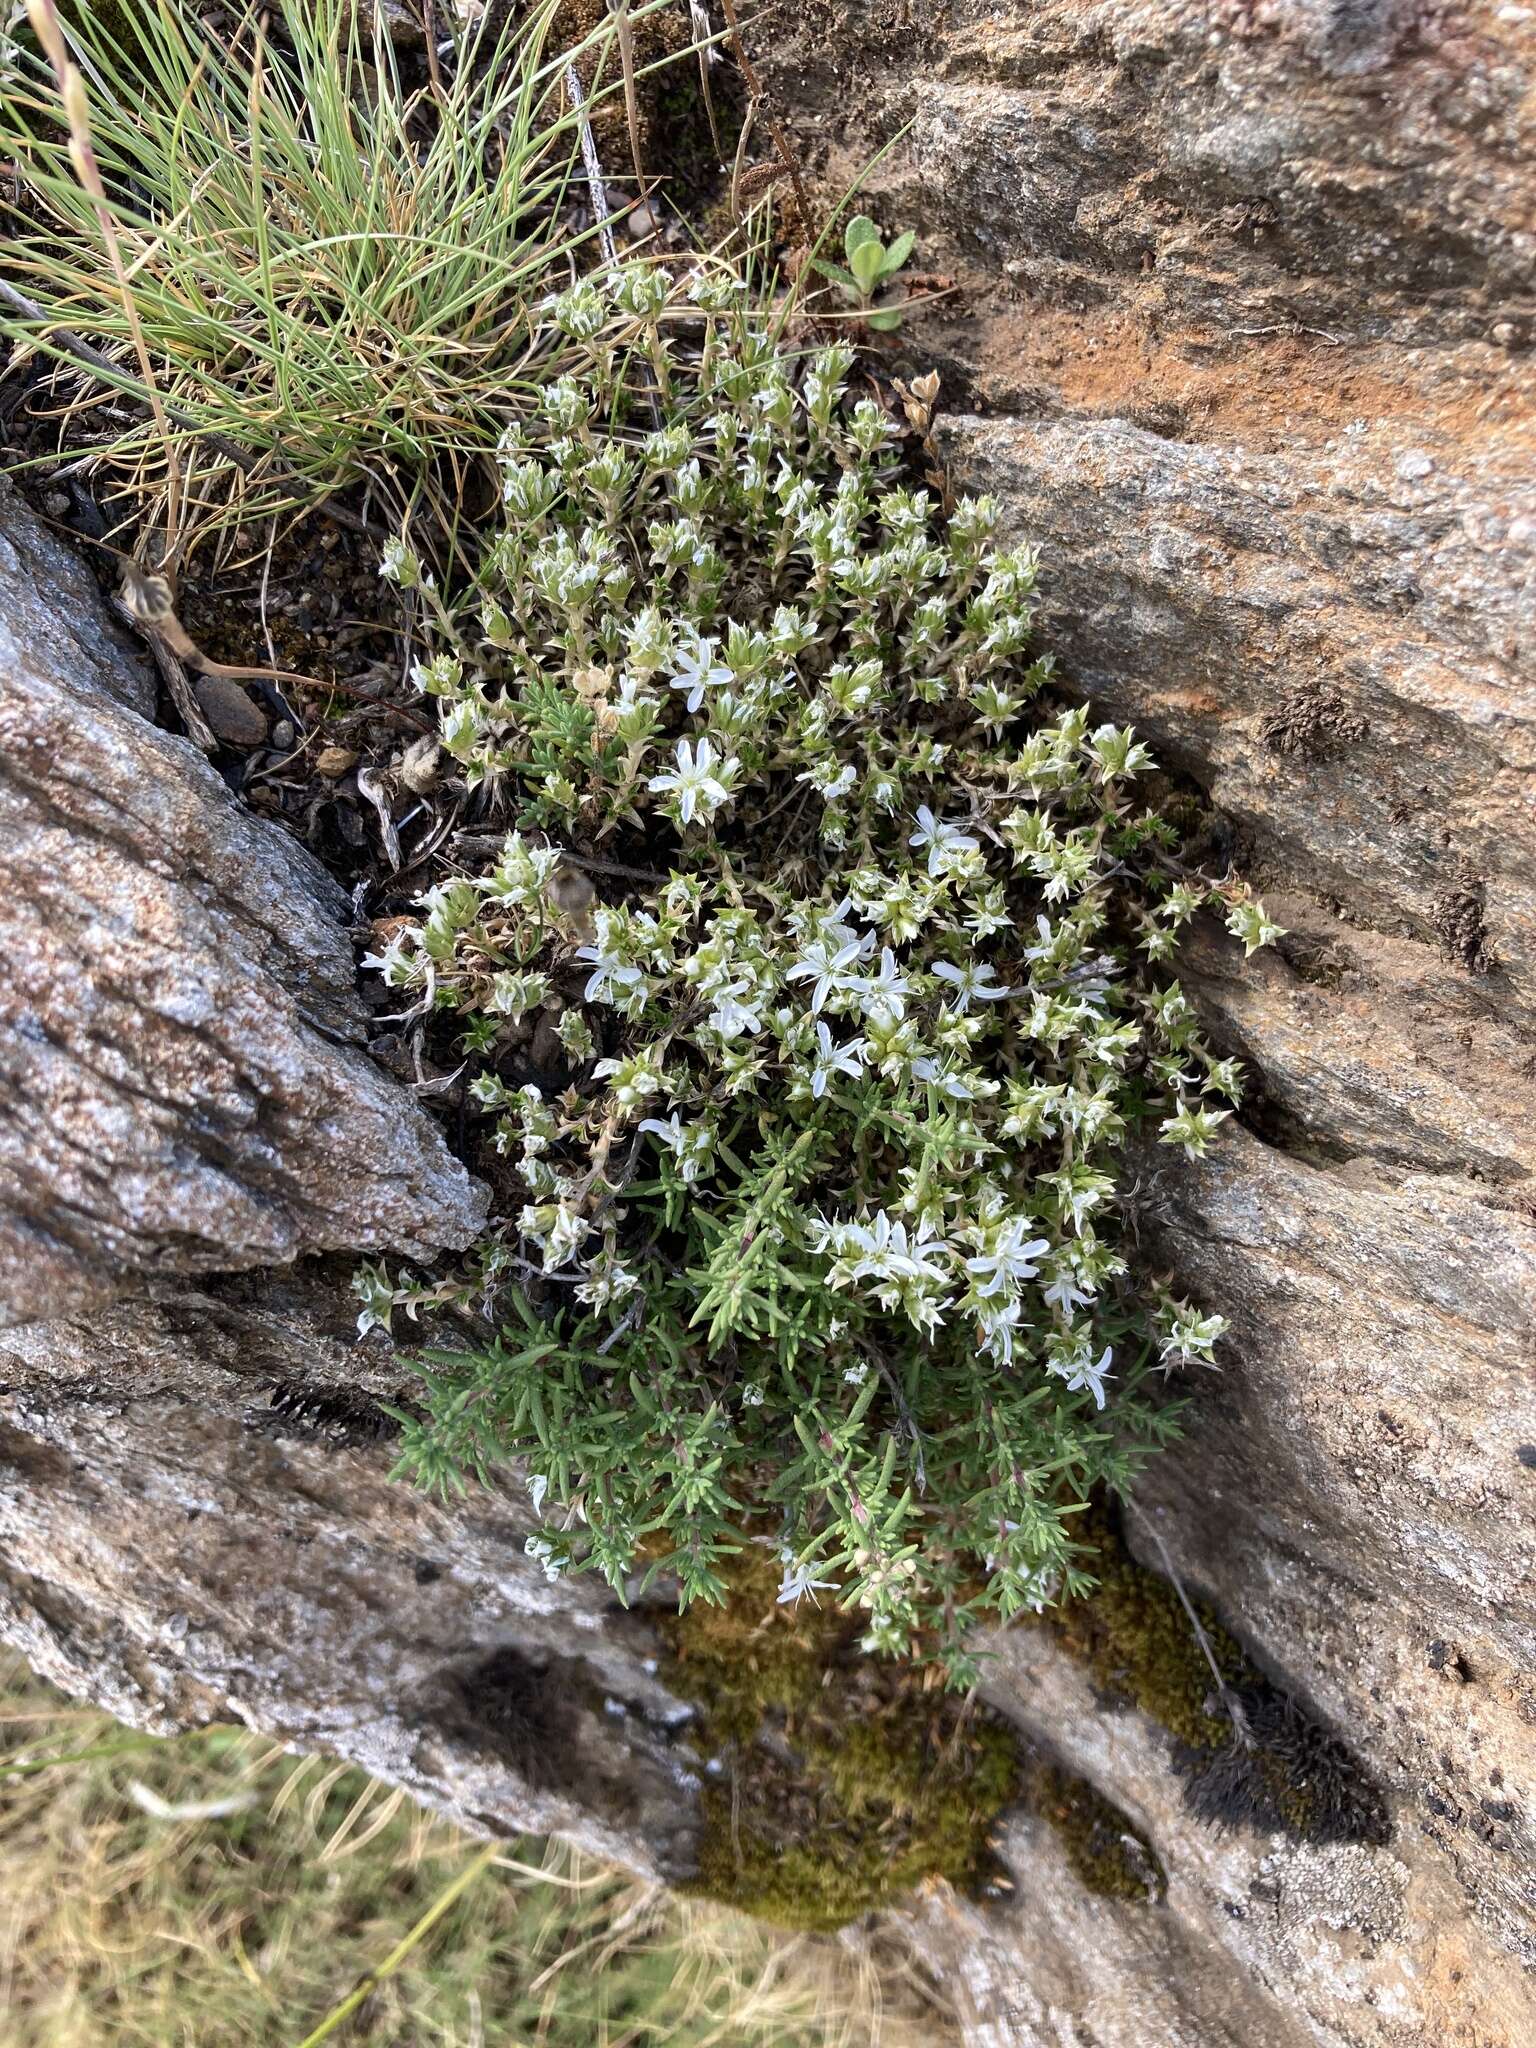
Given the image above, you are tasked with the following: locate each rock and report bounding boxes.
[902,1620,1536,2048]
[0,8,1533,2039]
[0,480,487,1325]
[758,4,1536,2041]
[935,410,1536,1001]
[0,1269,701,1879]
[0,474,155,720]
[192,672,270,748]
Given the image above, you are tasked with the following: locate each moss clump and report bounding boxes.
[1048,1500,1389,1846]
[1046,1498,1248,1752]
[658,1548,1019,1932]
[1024,1761,1165,1903]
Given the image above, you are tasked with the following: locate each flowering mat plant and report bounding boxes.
[358,261,1278,1683]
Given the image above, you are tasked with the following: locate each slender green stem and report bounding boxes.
[0,1732,164,1780]
[291,1840,501,2048]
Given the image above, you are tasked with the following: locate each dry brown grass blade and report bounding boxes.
[610,0,648,194]
[690,0,724,160]
[22,0,185,569]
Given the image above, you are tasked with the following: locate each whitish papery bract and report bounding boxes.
[360,261,1277,1681]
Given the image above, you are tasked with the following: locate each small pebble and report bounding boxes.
[194,674,270,748]
[316,743,360,778]
[42,489,71,521]
[1396,450,1434,481]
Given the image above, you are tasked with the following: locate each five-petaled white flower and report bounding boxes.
[909,805,980,877]
[648,735,734,825]
[966,1220,1052,1298]
[854,947,911,1022]
[668,632,732,713]
[810,1021,866,1099]
[933,959,1013,1012]
[788,932,872,1013]
[1058,1344,1114,1409]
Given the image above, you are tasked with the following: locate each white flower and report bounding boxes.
[787,932,872,1013]
[910,1055,976,1100]
[576,1247,639,1309]
[776,1550,839,1607]
[520,1199,590,1272]
[706,982,765,1039]
[524,1534,562,1583]
[908,804,979,877]
[809,1021,866,1099]
[832,1211,951,1289]
[799,758,857,801]
[853,947,911,1023]
[976,1298,1026,1366]
[843,1362,869,1385]
[932,959,1012,1011]
[741,1383,765,1407]
[1056,1344,1114,1409]
[1041,1264,1095,1315]
[965,1220,1052,1299]
[648,736,734,825]
[668,632,732,713]
[639,1111,715,1184]
[576,942,647,1008]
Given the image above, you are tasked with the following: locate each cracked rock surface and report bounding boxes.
[765,2,1536,2041]
[0,1270,701,1879]
[0,3,1533,2040]
[0,481,487,1325]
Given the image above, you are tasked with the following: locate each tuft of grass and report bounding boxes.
[0,1654,952,2048]
[0,0,692,547]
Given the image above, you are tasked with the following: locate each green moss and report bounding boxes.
[658,1509,1386,1931]
[1046,1500,1389,1847]
[1024,1761,1165,1903]
[1044,1499,1247,1752]
[659,1549,1019,1933]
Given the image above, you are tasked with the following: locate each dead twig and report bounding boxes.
[118,565,331,691]
[717,0,813,232]
[564,61,618,268]
[129,616,220,754]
